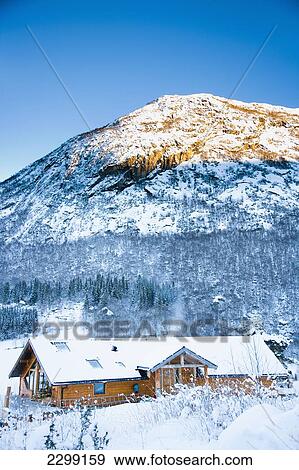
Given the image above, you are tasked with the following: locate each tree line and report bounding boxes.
[0,273,177,311]
[0,304,38,339]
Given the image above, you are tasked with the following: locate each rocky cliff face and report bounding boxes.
[0,94,298,244]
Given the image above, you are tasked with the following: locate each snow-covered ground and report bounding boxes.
[42,302,84,323]
[214,402,299,450]
[0,338,26,399]
[0,388,298,450]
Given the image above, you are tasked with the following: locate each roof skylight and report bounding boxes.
[86,359,102,369]
[51,341,70,352]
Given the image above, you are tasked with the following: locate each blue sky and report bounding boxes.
[0,0,298,181]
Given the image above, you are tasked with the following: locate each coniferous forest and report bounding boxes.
[0,228,297,361]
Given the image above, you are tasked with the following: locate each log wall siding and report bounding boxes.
[170,354,206,366]
[50,374,275,406]
[156,353,208,392]
[62,377,155,399]
[259,376,274,388]
[51,375,156,406]
[207,376,274,393]
[207,376,254,393]
[51,386,62,404]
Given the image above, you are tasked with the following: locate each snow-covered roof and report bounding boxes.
[9,335,287,384]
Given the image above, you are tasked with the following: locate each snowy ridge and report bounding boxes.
[0,94,298,243]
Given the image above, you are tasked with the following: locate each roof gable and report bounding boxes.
[9,340,34,378]
[9,339,52,380]
[150,346,218,372]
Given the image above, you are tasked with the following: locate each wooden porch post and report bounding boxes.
[154,370,161,395]
[35,363,40,396]
[57,387,62,407]
[3,386,11,408]
[160,368,163,391]
[204,365,209,384]
[179,353,184,383]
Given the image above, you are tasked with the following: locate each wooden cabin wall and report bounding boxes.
[207,377,255,393]
[51,375,156,406]
[259,376,273,388]
[158,367,206,392]
[51,386,62,405]
[207,376,274,393]
[51,373,274,406]
[154,353,209,392]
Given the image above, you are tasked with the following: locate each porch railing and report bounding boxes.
[55,394,140,408]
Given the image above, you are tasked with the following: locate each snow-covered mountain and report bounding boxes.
[0,93,298,244]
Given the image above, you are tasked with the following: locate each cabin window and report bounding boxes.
[28,369,35,390]
[94,383,105,394]
[196,367,203,378]
[24,361,37,391]
[39,371,50,390]
[133,383,139,393]
[23,362,51,397]
[38,371,51,397]
[175,369,180,383]
[86,359,102,369]
[51,342,70,352]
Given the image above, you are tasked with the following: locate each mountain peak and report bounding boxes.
[0,94,298,243]
[65,92,299,178]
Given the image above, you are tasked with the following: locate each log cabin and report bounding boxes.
[9,335,288,407]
